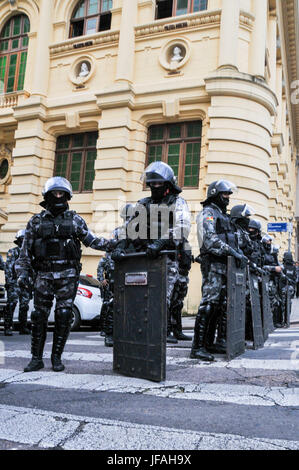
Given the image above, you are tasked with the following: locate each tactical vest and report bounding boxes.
[33,211,81,264]
[263,251,278,266]
[248,240,263,267]
[201,205,238,262]
[132,195,176,246]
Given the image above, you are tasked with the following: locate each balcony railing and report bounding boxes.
[0,91,30,109]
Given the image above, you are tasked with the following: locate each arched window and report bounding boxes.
[156,0,208,20]
[0,15,30,94]
[70,0,112,38]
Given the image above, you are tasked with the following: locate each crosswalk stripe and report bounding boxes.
[0,350,190,365]
[0,404,298,450]
[0,367,298,407]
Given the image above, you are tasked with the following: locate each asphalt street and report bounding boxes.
[0,300,298,452]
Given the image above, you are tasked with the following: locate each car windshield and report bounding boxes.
[79,275,100,288]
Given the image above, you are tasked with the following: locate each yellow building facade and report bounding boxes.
[0,0,297,312]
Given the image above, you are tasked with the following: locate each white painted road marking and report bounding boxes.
[0,368,298,407]
[0,404,298,450]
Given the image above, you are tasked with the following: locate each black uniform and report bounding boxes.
[262,238,281,327]
[4,230,31,336]
[15,177,112,373]
[97,253,115,345]
[191,181,247,361]
[113,162,191,344]
[279,252,296,327]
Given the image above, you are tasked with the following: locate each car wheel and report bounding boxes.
[71,306,81,331]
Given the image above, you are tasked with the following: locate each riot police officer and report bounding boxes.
[261,234,282,327]
[191,180,248,361]
[4,230,31,336]
[97,253,115,346]
[247,219,264,268]
[279,251,296,327]
[98,203,135,346]
[15,177,114,373]
[113,161,191,343]
[168,243,193,341]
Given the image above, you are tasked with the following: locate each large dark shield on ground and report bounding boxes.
[226,256,246,361]
[113,253,167,382]
[261,272,274,341]
[248,268,264,349]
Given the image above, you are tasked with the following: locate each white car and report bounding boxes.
[12,274,103,331]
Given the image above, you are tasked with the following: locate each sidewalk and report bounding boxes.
[182,297,299,329]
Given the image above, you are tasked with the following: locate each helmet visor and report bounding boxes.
[140,161,174,184]
[241,204,255,218]
[215,180,238,194]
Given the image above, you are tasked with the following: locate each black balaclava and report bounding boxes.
[15,237,24,248]
[213,193,230,213]
[45,191,69,216]
[149,182,170,202]
[236,217,250,231]
[263,242,271,252]
[249,229,260,241]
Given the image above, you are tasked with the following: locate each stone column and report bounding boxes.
[218,0,240,70]
[250,0,268,79]
[115,0,138,83]
[31,0,54,97]
[267,11,277,92]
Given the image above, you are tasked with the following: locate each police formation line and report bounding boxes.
[1,163,297,374]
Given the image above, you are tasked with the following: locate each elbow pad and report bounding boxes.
[83,231,96,247]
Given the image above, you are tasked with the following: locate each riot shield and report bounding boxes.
[261,272,274,340]
[226,256,246,361]
[247,267,264,350]
[113,252,167,382]
[284,280,291,328]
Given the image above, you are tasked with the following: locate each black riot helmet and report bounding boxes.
[283,251,294,264]
[142,161,182,194]
[261,233,273,251]
[203,179,237,212]
[230,204,255,229]
[41,177,72,215]
[14,229,25,247]
[120,203,134,221]
[42,176,73,200]
[248,219,262,240]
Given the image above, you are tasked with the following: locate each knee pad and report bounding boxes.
[55,307,73,323]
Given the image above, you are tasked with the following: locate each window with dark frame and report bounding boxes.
[146,122,202,188]
[0,14,30,94]
[156,0,208,20]
[69,0,112,38]
[54,132,98,193]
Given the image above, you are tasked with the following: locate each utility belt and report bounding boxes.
[35,260,82,273]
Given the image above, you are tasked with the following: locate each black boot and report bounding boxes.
[104,335,114,347]
[167,330,178,344]
[4,305,13,336]
[190,305,214,361]
[104,303,114,347]
[211,309,227,354]
[173,324,192,341]
[24,311,47,372]
[51,307,72,372]
[19,307,31,335]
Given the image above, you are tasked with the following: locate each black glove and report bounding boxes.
[228,247,248,269]
[17,273,31,290]
[111,249,125,261]
[146,239,167,259]
[194,255,202,264]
